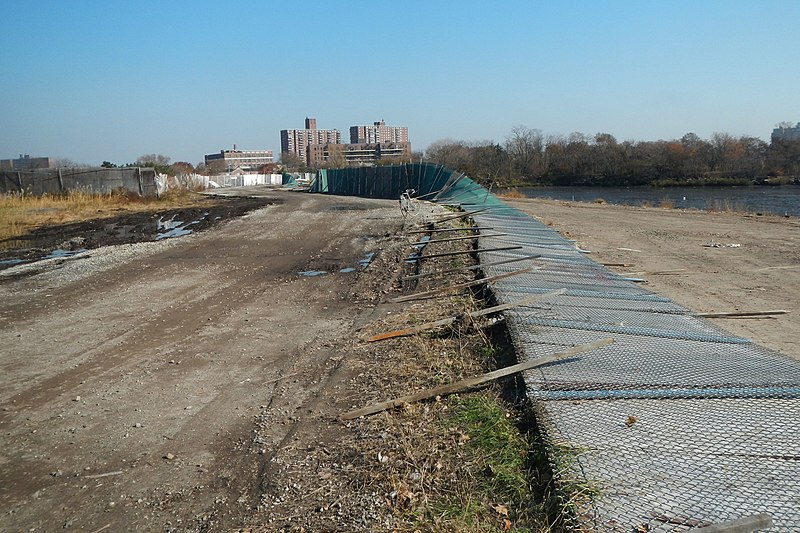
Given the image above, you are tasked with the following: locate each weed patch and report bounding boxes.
[0,189,213,242]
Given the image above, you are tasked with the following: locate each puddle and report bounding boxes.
[298,270,328,277]
[358,252,377,268]
[301,250,376,276]
[0,258,25,265]
[155,215,205,241]
[43,248,88,260]
[414,236,431,250]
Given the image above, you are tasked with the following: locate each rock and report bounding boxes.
[164,453,175,460]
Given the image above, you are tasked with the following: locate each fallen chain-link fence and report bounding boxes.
[315,163,800,531]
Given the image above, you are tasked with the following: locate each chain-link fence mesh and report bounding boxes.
[472,196,800,532]
[314,164,800,530]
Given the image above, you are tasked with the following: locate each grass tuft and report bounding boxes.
[658,197,676,209]
[498,188,527,199]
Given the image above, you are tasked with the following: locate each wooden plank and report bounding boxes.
[367,289,566,342]
[406,227,493,235]
[410,245,522,261]
[468,288,566,319]
[695,309,789,318]
[418,233,508,245]
[390,268,534,303]
[698,514,772,533]
[401,254,541,281]
[342,338,614,419]
[434,207,492,224]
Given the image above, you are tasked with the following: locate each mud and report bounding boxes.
[0,195,276,267]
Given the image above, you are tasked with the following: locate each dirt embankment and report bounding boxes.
[504,197,800,358]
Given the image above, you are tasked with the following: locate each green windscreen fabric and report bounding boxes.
[308,163,509,212]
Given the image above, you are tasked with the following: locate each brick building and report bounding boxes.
[306,141,412,167]
[204,146,273,171]
[349,120,409,144]
[280,118,341,161]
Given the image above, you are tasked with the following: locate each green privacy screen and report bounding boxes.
[309,163,507,210]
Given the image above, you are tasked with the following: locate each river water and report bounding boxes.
[503,186,800,217]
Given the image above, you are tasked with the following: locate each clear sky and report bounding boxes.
[1,0,798,166]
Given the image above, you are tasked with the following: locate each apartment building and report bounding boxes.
[204,146,273,171]
[306,141,412,167]
[0,154,54,170]
[280,118,341,160]
[349,120,409,144]
[772,123,800,143]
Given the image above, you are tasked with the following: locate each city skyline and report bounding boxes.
[1,0,798,166]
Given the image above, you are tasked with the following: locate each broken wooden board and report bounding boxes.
[694,309,789,318]
[390,268,534,303]
[409,245,522,261]
[342,338,614,419]
[367,289,566,342]
[401,254,541,281]
[433,207,492,224]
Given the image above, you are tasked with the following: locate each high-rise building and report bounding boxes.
[306,142,412,167]
[280,118,341,160]
[772,123,800,143]
[349,120,409,144]
[204,146,273,171]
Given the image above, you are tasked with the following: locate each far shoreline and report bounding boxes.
[496,183,800,217]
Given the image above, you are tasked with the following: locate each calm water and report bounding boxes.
[505,186,800,217]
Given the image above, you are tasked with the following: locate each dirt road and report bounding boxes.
[0,189,417,531]
[505,197,800,357]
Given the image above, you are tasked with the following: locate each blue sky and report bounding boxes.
[1,0,798,166]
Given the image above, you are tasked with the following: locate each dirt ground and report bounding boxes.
[504,197,800,358]
[1,188,464,532]
[4,190,797,532]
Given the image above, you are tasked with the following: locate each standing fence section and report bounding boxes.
[0,167,160,197]
[311,164,800,531]
[311,163,460,199]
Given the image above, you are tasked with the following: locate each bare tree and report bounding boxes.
[505,126,545,182]
[279,151,306,172]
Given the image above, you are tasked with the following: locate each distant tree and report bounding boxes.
[136,153,170,166]
[170,161,194,176]
[505,126,546,183]
[425,139,472,173]
[257,162,279,174]
[204,160,226,175]
[53,158,88,168]
[100,161,117,168]
[325,145,347,169]
[279,151,306,172]
[135,154,172,174]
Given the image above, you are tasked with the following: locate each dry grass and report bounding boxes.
[497,188,528,200]
[707,198,749,214]
[658,197,676,209]
[0,189,212,241]
[341,247,560,531]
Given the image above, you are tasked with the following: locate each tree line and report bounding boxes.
[425,127,800,187]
